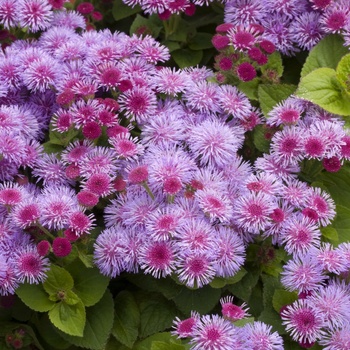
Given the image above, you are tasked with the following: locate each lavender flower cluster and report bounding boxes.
[1,1,350,348]
[223,0,350,55]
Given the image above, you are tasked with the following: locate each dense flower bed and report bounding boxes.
[1,0,350,349]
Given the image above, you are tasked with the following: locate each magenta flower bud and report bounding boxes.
[77,2,94,15]
[52,237,72,257]
[37,240,51,256]
[128,165,149,184]
[236,62,257,82]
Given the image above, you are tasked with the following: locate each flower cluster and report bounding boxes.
[223,0,350,56]
[173,297,284,349]
[1,2,350,349]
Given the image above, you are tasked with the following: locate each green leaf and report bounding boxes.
[134,332,174,350]
[173,284,221,315]
[172,49,203,68]
[43,265,74,297]
[312,165,350,208]
[16,283,55,312]
[296,67,350,116]
[59,290,114,350]
[226,265,260,302]
[112,0,141,21]
[301,34,348,78]
[105,337,130,350]
[138,293,178,338]
[272,289,298,314]
[336,53,350,93]
[261,52,284,78]
[238,78,259,100]
[42,141,64,154]
[66,261,110,307]
[112,291,140,348]
[320,226,339,244]
[127,274,182,300]
[253,124,271,153]
[152,341,185,350]
[258,84,297,117]
[258,308,286,334]
[233,317,255,327]
[35,314,71,350]
[188,33,213,50]
[63,290,81,306]
[130,14,162,37]
[331,205,350,244]
[49,300,86,337]
[209,268,247,288]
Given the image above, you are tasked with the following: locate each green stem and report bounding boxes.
[142,182,155,200]
[36,222,55,240]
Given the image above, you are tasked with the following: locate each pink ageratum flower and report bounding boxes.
[220,296,249,322]
[172,311,200,339]
[138,239,177,278]
[52,237,72,258]
[18,0,53,33]
[13,245,50,284]
[281,299,326,344]
[190,314,238,350]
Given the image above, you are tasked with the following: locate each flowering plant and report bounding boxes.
[1,0,350,350]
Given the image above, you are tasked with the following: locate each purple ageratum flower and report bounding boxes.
[244,172,283,196]
[309,280,350,331]
[280,178,309,207]
[267,97,305,127]
[187,118,245,168]
[118,85,157,123]
[245,321,284,350]
[261,13,299,56]
[38,185,80,231]
[196,188,234,224]
[93,226,129,277]
[145,143,196,195]
[12,245,50,284]
[135,35,170,64]
[233,191,275,234]
[174,217,215,253]
[0,55,21,90]
[32,153,71,186]
[227,24,261,51]
[261,0,307,19]
[61,139,94,165]
[177,250,216,288]
[281,299,326,345]
[39,26,78,54]
[138,239,178,278]
[303,187,336,227]
[280,213,321,257]
[270,126,304,166]
[281,250,328,293]
[320,1,350,33]
[0,158,19,181]
[117,191,159,229]
[184,81,221,115]
[141,100,187,146]
[17,0,53,33]
[22,55,61,92]
[0,131,26,166]
[78,146,119,179]
[0,257,18,295]
[172,311,200,339]
[319,325,350,350]
[109,133,144,160]
[290,12,325,51]
[50,10,86,30]
[190,314,238,350]
[152,68,190,96]
[254,153,300,181]
[0,0,19,29]
[145,206,183,241]
[213,227,246,277]
[224,0,266,25]
[316,243,347,275]
[217,85,252,120]
[10,198,41,229]
[220,296,249,322]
